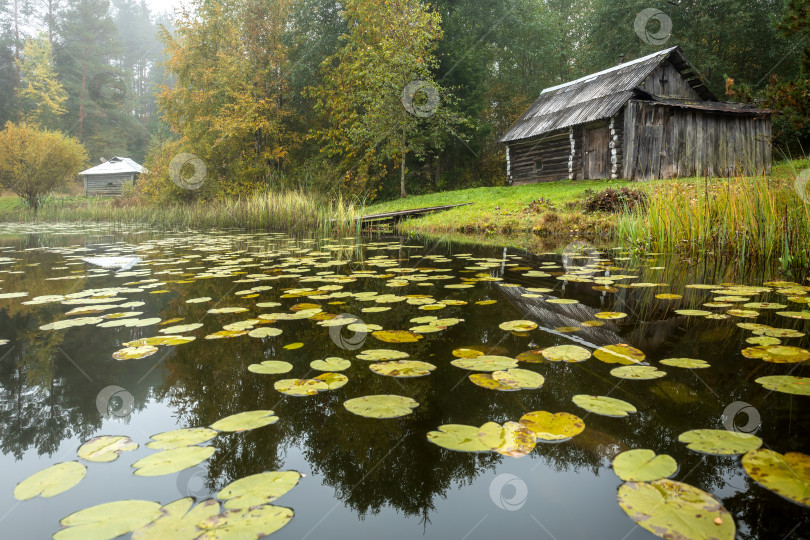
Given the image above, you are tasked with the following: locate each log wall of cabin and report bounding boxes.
[623,100,772,180]
[507,132,571,184]
[638,62,701,99]
[84,173,136,196]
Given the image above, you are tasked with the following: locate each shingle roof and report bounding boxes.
[79,157,144,176]
[499,46,717,143]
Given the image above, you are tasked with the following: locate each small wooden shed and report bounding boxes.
[500,46,772,183]
[79,157,145,196]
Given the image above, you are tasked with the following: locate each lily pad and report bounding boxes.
[14,461,86,500]
[516,349,546,363]
[468,373,519,391]
[678,429,762,455]
[572,395,637,417]
[542,345,591,363]
[247,361,293,375]
[313,372,348,390]
[594,344,645,365]
[450,355,518,372]
[492,368,544,389]
[132,498,219,540]
[247,327,282,338]
[478,421,536,457]
[78,436,138,462]
[612,449,678,482]
[659,358,710,369]
[427,424,491,452]
[356,349,409,361]
[369,360,436,378]
[499,320,538,332]
[755,375,810,395]
[594,311,627,320]
[132,446,215,476]
[343,394,418,418]
[196,504,293,539]
[217,470,302,509]
[210,410,279,432]
[112,345,159,360]
[519,411,585,442]
[146,428,218,450]
[274,378,329,396]
[310,357,351,371]
[742,449,810,507]
[617,479,735,540]
[371,330,423,343]
[610,365,666,380]
[741,345,810,364]
[54,500,162,540]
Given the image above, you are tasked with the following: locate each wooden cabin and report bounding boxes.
[500,46,772,183]
[79,157,145,196]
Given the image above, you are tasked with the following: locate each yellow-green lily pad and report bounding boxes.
[112,345,159,360]
[343,394,418,418]
[78,436,138,462]
[217,470,302,509]
[146,428,218,450]
[210,410,279,432]
[741,345,810,363]
[468,373,519,391]
[132,446,215,476]
[492,368,544,389]
[195,504,293,539]
[310,357,351,371]
[274,378,329,396]
[369,360,436,378]
[14,461,86,501]
[659,358,710,369]
[742,449,810,507]
[426,424,491,452]
[755,375,810,395]
[247,361,293,375]
[54,500,162,540]
[450,355,518,372]
[542,345,591,363]
[572,395,637,417]
[498,320,538,332]
[678,429,762,455]
[610,365,666,380]
[371,330,423,343]
[612,449,678,482]
[594,344,645,365]
[132,498,219,540]
[519,411,585,442]
[617,480,735,539]
[313,372,349,390]
[478,421,536,457]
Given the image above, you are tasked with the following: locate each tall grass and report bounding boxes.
[0,190,361,236]
[616,169,810,272]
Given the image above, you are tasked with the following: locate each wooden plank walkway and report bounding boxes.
[357,203,471,225]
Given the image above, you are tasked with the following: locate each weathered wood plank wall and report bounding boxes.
[623,100,771,180]
[84,173,135,196]
[507,132,570,184]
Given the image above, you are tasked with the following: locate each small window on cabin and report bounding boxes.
[534,159,543,171]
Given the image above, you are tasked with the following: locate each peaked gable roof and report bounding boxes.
[80,157,145,176]
[499,46,715,143]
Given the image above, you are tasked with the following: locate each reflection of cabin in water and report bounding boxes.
[500,46,772,183]
[79,157,145,196]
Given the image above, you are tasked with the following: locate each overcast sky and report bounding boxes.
[144,0,186,17]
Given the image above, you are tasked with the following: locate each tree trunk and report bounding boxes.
[433,156,441,188]
[400,126,406,198]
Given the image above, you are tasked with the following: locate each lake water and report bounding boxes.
[0,224,807,539]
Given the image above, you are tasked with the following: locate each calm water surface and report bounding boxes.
[0,224,807,539]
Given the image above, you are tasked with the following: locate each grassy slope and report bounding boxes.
[364,160,805,239]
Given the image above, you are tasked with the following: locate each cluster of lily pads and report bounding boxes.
[13,410,301,539]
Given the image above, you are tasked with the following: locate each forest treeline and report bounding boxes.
[1,0,807,202]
